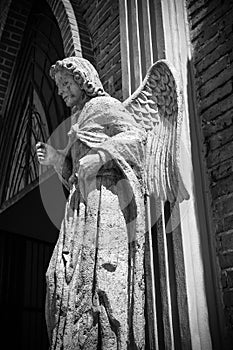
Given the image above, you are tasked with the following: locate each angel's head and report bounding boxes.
[50,57,107,108]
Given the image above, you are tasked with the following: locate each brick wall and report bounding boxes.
[75,0,122,100]
[0,0,122,116]
[186,0,233,342]
[47,0,83,57]
[0,0,32,115]
[69,1,95,63]
[0,0,12,41]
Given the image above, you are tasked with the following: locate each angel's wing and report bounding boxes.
[123,60,189,202]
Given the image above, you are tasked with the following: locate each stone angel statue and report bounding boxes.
[36,57,188,350]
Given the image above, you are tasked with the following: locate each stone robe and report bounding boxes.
[46,96,147,350]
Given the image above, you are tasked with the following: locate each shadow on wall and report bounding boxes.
[186,1,233,348]
[186,51,232,350]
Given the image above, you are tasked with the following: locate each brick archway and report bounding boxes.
[46,0,95,63]
[0,0,94,116]
[46,0,82,57]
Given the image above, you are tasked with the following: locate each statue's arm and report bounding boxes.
[53,149,72,190]
[36,142,72,190]
[70,100,146,180]
[96,124,145,172]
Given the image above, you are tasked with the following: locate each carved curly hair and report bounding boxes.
[50,57,108,98]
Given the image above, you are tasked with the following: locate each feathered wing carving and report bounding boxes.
[123,59,189,203]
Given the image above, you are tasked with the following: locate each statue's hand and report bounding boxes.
[36,142,58,166]
[78,154,102,179]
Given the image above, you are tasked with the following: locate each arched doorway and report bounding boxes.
[0,1,68,349]
[0,0,68,205]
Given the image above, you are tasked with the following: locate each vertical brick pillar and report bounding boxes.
[187,1,233,346]
[75,0,122,100]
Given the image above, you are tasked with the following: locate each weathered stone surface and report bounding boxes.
[37,57,147,349]
[36,56,186,348]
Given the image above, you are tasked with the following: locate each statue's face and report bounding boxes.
[55,70,82,107]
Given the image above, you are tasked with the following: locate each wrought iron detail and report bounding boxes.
[0,1,68,206]
[5,90,50,201]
